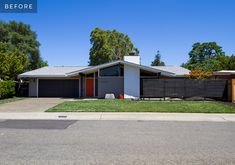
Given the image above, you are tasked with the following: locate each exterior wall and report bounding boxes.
[80,75,85,97]
[29,78,38,97]
[98,77,124,98]
[124,56,140,64]
[124,64,140,99]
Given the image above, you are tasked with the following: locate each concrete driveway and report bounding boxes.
[0,98,65,113]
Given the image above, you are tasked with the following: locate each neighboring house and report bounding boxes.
[213,70,235,79]
[18,56,190,99]
[212,70,235,102]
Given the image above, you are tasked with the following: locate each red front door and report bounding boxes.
[86,79,94,97]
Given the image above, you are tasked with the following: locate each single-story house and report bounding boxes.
[213,70,235,79]
[212,70,235,102]
[18,56,190,99]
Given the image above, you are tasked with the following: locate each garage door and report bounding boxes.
[39,79,79,98]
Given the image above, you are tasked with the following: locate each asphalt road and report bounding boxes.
[0,120,235,165]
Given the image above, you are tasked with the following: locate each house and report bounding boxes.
[213,70,235,79]
[212,70,235,102]
[18,56,190,99]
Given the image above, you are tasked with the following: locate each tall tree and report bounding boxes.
[227,55,235,70]
[0,21,47,74]
[183,42,226,71]
[89,27,138,66]
[0,43,27,80]
[151,50,165,66]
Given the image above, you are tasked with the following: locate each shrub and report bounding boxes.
[0,80,15,99]
[186,69,212,80]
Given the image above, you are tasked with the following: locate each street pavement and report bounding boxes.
[0,120,235,165]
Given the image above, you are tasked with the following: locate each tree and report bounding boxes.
[0,43,27,80]
[183,42,226,71]
[0,21,47,73]
[89,27,138,66]
[226,55,235,70]
[151,50,165,66]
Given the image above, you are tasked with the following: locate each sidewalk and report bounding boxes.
[0,112,235,122]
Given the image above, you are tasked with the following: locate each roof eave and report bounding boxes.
[18,75,68,79]
[66,60,123,76]
[174,74,188,77]
[67,60,177,77]
[212,71,235,76]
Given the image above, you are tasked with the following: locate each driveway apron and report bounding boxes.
[0,98,65,112]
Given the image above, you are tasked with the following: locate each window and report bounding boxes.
[99,64,124,76]
[140,69,160,78]
[85,73,94,77]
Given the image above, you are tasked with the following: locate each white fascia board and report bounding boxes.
[212,71,235,76]
[18,60,178,78]
[139,65,175,76]
[67,60,176,77]
[18,75,68,79]
[67,60,122,76]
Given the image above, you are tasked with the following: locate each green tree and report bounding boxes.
[0,21,47,73]
[89,27,138,66]
[226,55,235,70]
[0,43,27,80]
[151,50,165,66]
[183,42,226,71]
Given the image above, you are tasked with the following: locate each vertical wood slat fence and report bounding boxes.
[141,79,227,99]
[232,79,235,102]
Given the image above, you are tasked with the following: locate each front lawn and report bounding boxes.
[47,100,235,113]
[0,97,25,105]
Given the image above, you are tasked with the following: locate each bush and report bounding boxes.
[186,69,212,80]
[0,81,15,99]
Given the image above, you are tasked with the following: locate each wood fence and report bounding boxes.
[141,79,227,99]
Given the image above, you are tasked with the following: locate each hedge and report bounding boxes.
[0,81,15,99]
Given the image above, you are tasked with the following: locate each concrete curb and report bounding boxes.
[0,112,235,122]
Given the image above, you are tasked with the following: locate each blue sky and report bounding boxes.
[1,0,235,66]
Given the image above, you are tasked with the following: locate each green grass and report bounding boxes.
[47,100,235,113]
[0,97,25,105]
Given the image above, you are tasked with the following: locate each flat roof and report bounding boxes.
[213,70,235,76]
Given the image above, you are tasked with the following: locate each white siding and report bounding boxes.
[124,64,140,99]
[29,78,38,97]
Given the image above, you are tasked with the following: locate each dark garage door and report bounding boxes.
[39,79,79,98]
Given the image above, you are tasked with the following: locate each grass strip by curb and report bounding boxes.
[47,100,235,113]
